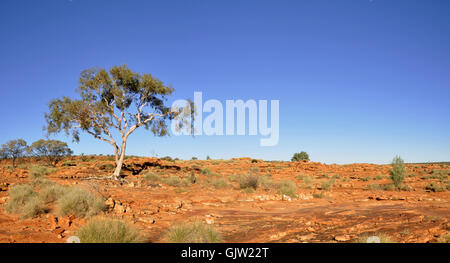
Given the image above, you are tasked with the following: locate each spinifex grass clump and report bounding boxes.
[277,180,297,198]
[57,187,105,218]
[165,221,221,243]
[389,156,406,189]
[5,184,45,219]
[77,217,145,243]
[239,174,259,190]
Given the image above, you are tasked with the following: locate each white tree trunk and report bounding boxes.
[112,141,127,180]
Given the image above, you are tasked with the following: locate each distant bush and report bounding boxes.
[291,151,309,162]
[38,184,67,203]
[321,178,336,190]
[163,176,182,187]
[191,157,198,160]
[57,187,105,218]
[27,139,72,166]
[210,177,228,189]
[277,180,297,198]
[425,183,446,192]
[301,175,314,189]
[29,165,56,181]
[165,221,221,243]
[0,139,28,167]
[389,156,406,188]
[239,174,259,190]
[143,172,161,182]
[77,217,145,243]
[251,159,258,163]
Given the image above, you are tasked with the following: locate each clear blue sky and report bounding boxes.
[1,0,449,164]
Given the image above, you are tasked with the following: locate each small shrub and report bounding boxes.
[143,172,161,182]
[359,177,370,182]
[57,187,105,218]
[425,183,446,192]
[38,184,67,203]
[366,184,383,191]
[251,159,258,163]
[301,175,313,189]
[239,174,259,190]
[313,192,325,199]
[389,156,406,188]
[77,217,145,243]
[29,165,53,180]
[165,221,221,243]
[202,168,213,176]
[321,178,336,190]
[5,184,43,218]
[259,175,275,190]
[163,176,182,187]
[277,180,297,198]
[291,151,309,162]
[211,178,228,189]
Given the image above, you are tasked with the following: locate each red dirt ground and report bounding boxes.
[0,156,449,243]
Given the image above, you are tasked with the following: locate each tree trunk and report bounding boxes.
[112,141,127,180]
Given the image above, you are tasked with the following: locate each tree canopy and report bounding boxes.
[27,139,73,166]
[0,139,28,167]
[45,65,191,179]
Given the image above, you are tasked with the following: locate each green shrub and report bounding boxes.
[291,151,309,162]
[321,178,336,190]
[165,221,221,243]
[277,180,297,198]
[5,184,44,218]
[301,175,313,189]
[389,156,406,188]
[210,178,228,189]
[163,176,182,186]
[57,187,105,218]
[239,174,259,190]
[366,184,383,191]
[259,175,275,190]
[143,172,161,182]
[202,168,213,176]
[29,165,55,180]
[425,183,446,192]
[77,217,145,243]
[38,184,67,203]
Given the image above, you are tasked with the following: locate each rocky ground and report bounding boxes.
[0,156,449,243]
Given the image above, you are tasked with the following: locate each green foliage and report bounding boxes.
[425,183,446,192]
[239,174,259,190]
[29,165,56,181]
[5,184,44,218]
[210,177,229,189]
[389,156,406,188]
[291,151,310,162]
[57,187,105,218]
[0,139,28,167]
[44,65,193,178]
[143,172,161,182]
[27,139,72,166]
[301,175,314,189]
[321,178,336,190]
[77,217,145,243]
[277,180,297,198]
[165,221,221,243]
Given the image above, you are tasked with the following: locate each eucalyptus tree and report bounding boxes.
[27,139,73,166]
[45,65,192,180]
[0,139,28,167]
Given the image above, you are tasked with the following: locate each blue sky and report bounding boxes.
[0,0,449,164]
